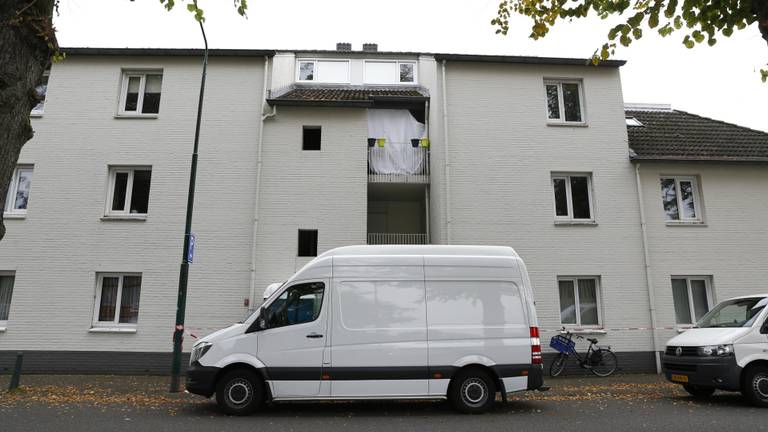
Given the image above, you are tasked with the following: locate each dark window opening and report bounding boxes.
[303,126,321,151]
[298,230,318,257]
[129,170,152,214]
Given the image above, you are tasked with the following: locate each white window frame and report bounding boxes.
[0,271,15,328]
[363,60,418,85]
[660,176,703,223]
[30,71,50,117]
[671,276,713,325]
[295,59,351,83]
[543,79,586,124]
[4,165,34,217]
[551,173,595,222]
[92,273,142,329]
[558,276,602,328]
[105,166,152,218]
[117,70,163,116]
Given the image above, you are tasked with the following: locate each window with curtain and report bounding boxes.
[558,277,601,326]
[0,274,15,323]
[660,176,702,222]
[671,277,711,325]
[118,71,163,115]
[94,274,142,326]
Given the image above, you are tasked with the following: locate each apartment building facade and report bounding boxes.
[1,44,766,374]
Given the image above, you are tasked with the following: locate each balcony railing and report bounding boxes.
[368,144,429,184]
[367,233,429,245]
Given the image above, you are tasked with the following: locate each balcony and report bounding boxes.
[368,142,429,184]
[367,233,428,245]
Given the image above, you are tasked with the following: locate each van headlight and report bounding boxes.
[698,344,734,357]
[190,342,213,364]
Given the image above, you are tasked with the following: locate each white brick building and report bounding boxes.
[1,45,766,374]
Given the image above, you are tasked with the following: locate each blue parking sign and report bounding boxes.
[187,233,196,263]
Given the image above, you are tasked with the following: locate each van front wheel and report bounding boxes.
[215,369,264,415]
[449,369,496,414]
[742,365,768,408]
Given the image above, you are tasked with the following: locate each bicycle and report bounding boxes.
[549,330,618,377]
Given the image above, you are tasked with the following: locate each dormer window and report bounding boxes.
[296,59,350,83]
[364,60,417,84]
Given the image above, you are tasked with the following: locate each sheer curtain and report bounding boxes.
[672,279,692,324]
[558,280,576,324]
[98,277,119,322]
[577,279,599,325]
[0,275,15,321]
[119,276,142,324]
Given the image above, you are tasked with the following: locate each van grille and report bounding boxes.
[663,362,697,372]
[665,346,698,356]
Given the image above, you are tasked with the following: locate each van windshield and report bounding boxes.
[696,297,767,328]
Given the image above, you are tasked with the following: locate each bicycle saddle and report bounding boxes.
[588,338,598,344]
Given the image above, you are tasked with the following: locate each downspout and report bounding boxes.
[635,163,662,373]
[440,60,452,244]
[424,99,431,244]
[248,56,277,307]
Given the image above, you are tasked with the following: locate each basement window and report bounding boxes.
[303,126,322,151]
[298,230,318,257]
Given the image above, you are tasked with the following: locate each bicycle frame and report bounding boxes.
[558,332,600,368]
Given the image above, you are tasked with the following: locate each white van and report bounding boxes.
[663,294,768,406]
[186,245,544,414]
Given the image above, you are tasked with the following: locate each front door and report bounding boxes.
[257,280,328,398]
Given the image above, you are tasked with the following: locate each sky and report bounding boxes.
[54,0,768,132]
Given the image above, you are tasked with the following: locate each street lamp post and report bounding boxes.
[169,14,208,393]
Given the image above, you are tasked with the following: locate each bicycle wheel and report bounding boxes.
[590,349,618,377]
[550,353,567,377]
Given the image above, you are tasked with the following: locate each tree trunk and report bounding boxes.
[0,0,55,241]
[757,0,768,44]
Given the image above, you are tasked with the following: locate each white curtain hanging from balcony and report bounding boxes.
[367,109,426,175]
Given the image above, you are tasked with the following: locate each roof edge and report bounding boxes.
[433,53,626,67]
[62,47,276,57]
[630,155,768,163]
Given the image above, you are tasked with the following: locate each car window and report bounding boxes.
[697,297,766,328]
[263,282,324,329]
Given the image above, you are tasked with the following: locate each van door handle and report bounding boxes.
[306,333,323,339]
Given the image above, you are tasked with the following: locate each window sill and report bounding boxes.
[30,112,44,118]
[547,121,588,128]
[554,220,597,227]
[665,221,707,227]
[0,326,6,333]
[101,215,147,222]
[114,114,159,119]
[560,328,607,335]
[3,213,27,220]
[89,327,137,334]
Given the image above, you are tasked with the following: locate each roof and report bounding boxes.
[317,245,520,258]
[433,53,625,67]
[626,108,768,162]
[62,47,275,57]
[267,86,428,108]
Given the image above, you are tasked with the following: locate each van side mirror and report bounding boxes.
[246,307,268,333]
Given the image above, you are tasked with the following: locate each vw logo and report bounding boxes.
[675,347,683,356]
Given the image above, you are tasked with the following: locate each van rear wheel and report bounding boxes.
[449,368,496,414]
[215,369,264,415]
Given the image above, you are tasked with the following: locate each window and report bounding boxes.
[364,61,417,84]
[0,273,15,325]
[544,80,584,123]
[552,173,593,221]
[263,282,325,328]
[660,176,701,222]
[4,166,33,215]
[296,59,350,83]
[93,274,142,327]
[671,277,711,325]
[106,167,152,217]
[302,126,321,151]
[118,71,163,115]
[298,229,318,257]
[31,71,49,116]
[558,277,601,326]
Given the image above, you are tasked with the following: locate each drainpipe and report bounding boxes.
[248,56,277,307]
[440,60,452,244]
[636,163,662,373]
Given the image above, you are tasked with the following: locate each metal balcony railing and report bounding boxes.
[367,144,429,184]
[367,233,429,245]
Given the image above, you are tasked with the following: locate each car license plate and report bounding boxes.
[671,374,689,383]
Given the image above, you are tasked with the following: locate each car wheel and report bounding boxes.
[683,384,715,399]
[742,365,768,408]
[448,368,496,414]
[215,369,264,415]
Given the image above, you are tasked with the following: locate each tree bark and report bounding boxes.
[0,0,55,241]
[756,0,768,44]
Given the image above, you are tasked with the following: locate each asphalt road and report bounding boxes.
[0,374,765,432]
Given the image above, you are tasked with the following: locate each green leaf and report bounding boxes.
[632,27,643,39]
[692,30,704,43]
[187,3,196,12]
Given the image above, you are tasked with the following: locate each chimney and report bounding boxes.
[336,42,352,51]
[362,43,378,52]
